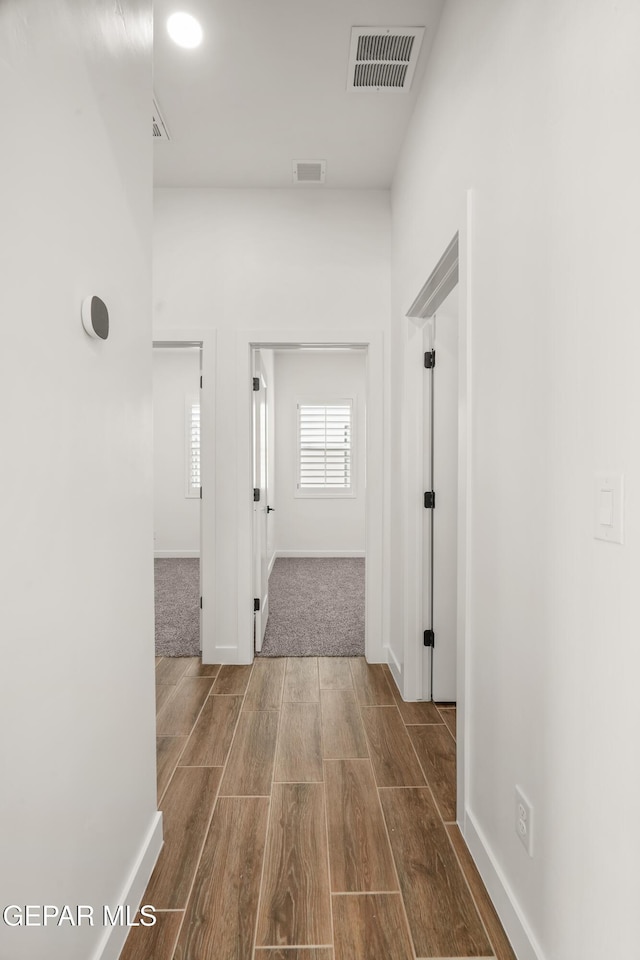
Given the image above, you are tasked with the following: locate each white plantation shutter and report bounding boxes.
[297,402,353,494]
[185,396,201,498]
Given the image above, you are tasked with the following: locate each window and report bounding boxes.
[185,395,201,498]
[297,400,354,497]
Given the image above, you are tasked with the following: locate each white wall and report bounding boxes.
[0,3,158,960]
[153,189,391,662]
[391,1,640,958]
[273,350,366,556]
[153,348,201,556]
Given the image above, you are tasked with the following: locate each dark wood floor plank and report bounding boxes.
[283,658,320,701]
[179,695,242,767]
[184,660,220,678]
[119,910,183,960]
[325,759,398,892]
[244,658,285,710]
[409,724,457,822]
[440,706,457,739]
[275,702,323,782]
[360,707,426,787]
[156,736,187,800]
[173,796,269,960]
[332,893,414,960]
[212,663,253,695]
[379,788,492,958]
[155,677,213,737]
[447,824,518,960]
[255,952,333,960]
[156,657,192,686]
[349,659,394,705]
[219,711,279,796]
[321,689,369,759]
[319,658,353,689]
[256,783,332,947]
[144,767,221,909]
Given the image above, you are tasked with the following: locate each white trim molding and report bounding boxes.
[464,811,544,960]
[276,550,365,559]
[93,812,163,960]
[154,550,200,559]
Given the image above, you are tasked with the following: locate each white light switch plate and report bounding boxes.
[594,473,624,544]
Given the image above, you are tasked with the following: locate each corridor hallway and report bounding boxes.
[122,657,516,960]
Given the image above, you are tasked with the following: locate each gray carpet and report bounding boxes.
[154,558,200,657]
[258,557,365,658]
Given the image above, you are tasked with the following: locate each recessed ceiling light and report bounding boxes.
[167,12,203,49]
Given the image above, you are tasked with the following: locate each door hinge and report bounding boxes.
[254,597,260,612]
[253,487,260,502]
[423,628,435,647]
[424,350,436,369]
[424,490,435,509]
[200,375,203,389]
[200,486,202,499]
[252,377,260,391]
[200,597,203,610]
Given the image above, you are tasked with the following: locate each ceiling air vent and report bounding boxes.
[347,27,425,92]
[152,97,171,140]
[292,160,326,185]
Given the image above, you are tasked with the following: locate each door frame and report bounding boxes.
[153,328,216,659]
[400,190,473,825]
[236,329,385,665]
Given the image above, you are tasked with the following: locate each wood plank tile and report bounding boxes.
[219,711,279,796]
[256,951,333,960]
[275,702,323,782]
[155,677,213,737]
[144,767,221,909]
[319,657,353,689]
[256,783,332,947]
[360,707,426,787]
[244,658,285,710]
[349,659,394,705]
[283,658,320,701]
[155,656,163,665]
[212,663,253,695]
[321,689,368,759]
[379,788,492,958]
[408,724,457,822]
[156,736,187,800]
[179,695,242,767]
[156,657,191,686]
[156,682,177,716]
[184,660,220,678]
[440,706,457,740]
[387,676,444,725]
[325,759,397,892]
[173,796,269,960]
[119,910,183,960]
[447,824,518,960]
[332,893,414,960]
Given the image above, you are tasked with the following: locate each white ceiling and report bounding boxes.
[153,0,444,189]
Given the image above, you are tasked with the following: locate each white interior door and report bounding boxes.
[252,351,269,651]
[423,288,459,701]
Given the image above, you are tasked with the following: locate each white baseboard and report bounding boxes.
[276,550,365,559]
[386,646,402,692]
[464,810,544,960]
[268,551,277,577]
[154,550,200,559]
[93,811,163,960]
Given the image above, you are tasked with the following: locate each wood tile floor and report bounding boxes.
[122,657,516,960]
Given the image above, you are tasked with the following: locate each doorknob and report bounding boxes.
[267,505,275,513]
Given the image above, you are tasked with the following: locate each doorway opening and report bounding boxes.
[251,345,367,659]
[152,342,203,658]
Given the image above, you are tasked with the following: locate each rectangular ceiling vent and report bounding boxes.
[293,160,326,185]
[152,97,171,141]
[347,27,425,92]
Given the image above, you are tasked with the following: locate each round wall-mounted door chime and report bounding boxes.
[81,295,109,340]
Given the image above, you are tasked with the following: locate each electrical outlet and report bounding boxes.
[515,786,533,857]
